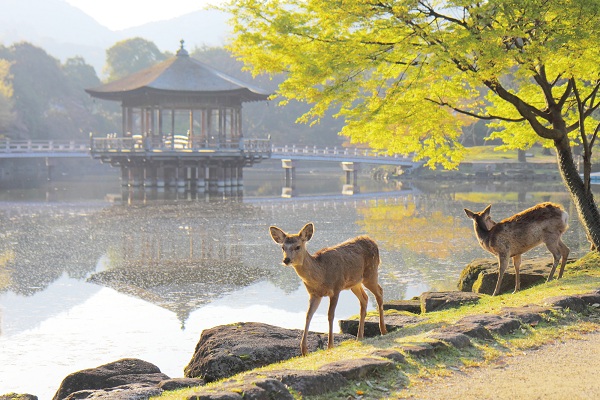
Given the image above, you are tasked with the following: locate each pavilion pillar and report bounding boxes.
[236,166,244,187]
[196,163,206,190]
[156,164,166,187]
[144,165,157,187]
[129,165,143,187]
[164,166,177,187]
[120,165,129,186]
[177,166,188,188]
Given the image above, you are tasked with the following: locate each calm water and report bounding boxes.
[0,160,590,397]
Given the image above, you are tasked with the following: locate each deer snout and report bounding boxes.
[283,257,291,265]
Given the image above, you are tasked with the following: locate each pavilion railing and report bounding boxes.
[89,134,271,156]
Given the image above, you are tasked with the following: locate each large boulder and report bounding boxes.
[184,322,354,382]
[457,258,574,295]
[53,359,169,400]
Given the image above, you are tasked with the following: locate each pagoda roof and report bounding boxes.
[85,44,270,103]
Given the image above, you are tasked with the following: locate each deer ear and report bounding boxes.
[299,223,314,241]
[269,226,286,244]
[483,204,492,215]
[464,208,476,219]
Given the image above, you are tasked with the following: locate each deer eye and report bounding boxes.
[295,245,301,250]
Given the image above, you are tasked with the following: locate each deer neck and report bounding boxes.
[474,219,494,250]
[291,251,323,283]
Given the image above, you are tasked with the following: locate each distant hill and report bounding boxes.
[0,0,228,75]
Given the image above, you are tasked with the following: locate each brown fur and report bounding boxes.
[464,202,570,296]
[269,223,387,356]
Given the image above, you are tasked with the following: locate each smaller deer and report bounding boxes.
[269,223,387,356]
[464,202,570,296]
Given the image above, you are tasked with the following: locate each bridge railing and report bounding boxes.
[271,145,411,160]
[0,139,88,153]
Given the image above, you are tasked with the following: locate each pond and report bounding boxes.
[0,160,590,397]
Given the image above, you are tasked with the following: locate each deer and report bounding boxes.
[464,202,570,296]
[269,222,387,356]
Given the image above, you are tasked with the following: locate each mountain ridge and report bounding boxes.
[0,0,228,75]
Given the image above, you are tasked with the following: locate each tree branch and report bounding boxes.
[483,78,560,139]
[425,97,526,122]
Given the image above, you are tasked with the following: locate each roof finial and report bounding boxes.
[177,39,189,57]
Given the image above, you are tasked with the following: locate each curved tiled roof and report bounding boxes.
[86,46,270,103]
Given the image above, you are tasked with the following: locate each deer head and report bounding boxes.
[269,223,314,267]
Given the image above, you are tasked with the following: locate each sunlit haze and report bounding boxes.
[64,0,224,30]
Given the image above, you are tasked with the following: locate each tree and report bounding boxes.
[104,37,167,81]
[223,0,600,248]
[0,59,15,135]
[191,45,346,146]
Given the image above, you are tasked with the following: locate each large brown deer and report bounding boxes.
[464,202,570,296]
[269,223,387,356]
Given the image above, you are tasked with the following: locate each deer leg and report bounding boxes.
[492,255,509,296]
[512,254,521,294]
[301,295,322,356]
[557,239,570,279]
[350,285,368,339]
[327,293,340,349]
[546,240,562,282]
[363,281,387,335]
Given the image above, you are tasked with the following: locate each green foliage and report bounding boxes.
[191,46,346,146]
[0,59,15,135]
[104,37,167,81]
[223,0,600,169]
[0,42,117,139]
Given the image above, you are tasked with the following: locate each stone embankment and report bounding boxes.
[4,259,599,400]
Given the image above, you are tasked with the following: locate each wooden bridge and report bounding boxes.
[0,139,422,191]
[0,139,421,167]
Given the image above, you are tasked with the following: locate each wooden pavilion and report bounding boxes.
[86,41,271,189]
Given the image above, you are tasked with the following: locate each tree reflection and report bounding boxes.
[358,197,473,259]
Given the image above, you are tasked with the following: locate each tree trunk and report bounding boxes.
[554,137,600,250]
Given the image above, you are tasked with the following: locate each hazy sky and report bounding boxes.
[64,0,223,30]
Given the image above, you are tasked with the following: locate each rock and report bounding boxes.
[318,358,394,380]
[457,259,494,292]
[543,295,587,313]
[0,394,38,400]
[266,370,348,396]
[158,378,205,391]
[398,343,436,358]
[457,258,574,295]
[383,299,421,314]
[574,292,600,306]
[458,314,521,335]
[427,332,472,348]
[240,378,293,400]
[186,392,242,400]
[371,349,407,363]
[499,305,553,325]
[63,384,162,399]
[53,359,169,400]
[420,291,482,313]
[184,322,354,382]
[187,377,293,400]
[339,314,425,336]
[435,322,494,340]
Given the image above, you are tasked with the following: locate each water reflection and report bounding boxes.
[0,174,591,398]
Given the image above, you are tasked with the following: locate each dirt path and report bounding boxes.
[400,331,600,399]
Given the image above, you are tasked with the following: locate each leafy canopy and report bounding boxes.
[223,0,600,168]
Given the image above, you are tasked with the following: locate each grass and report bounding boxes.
[155,252,600,399]
[461,145,556,163]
